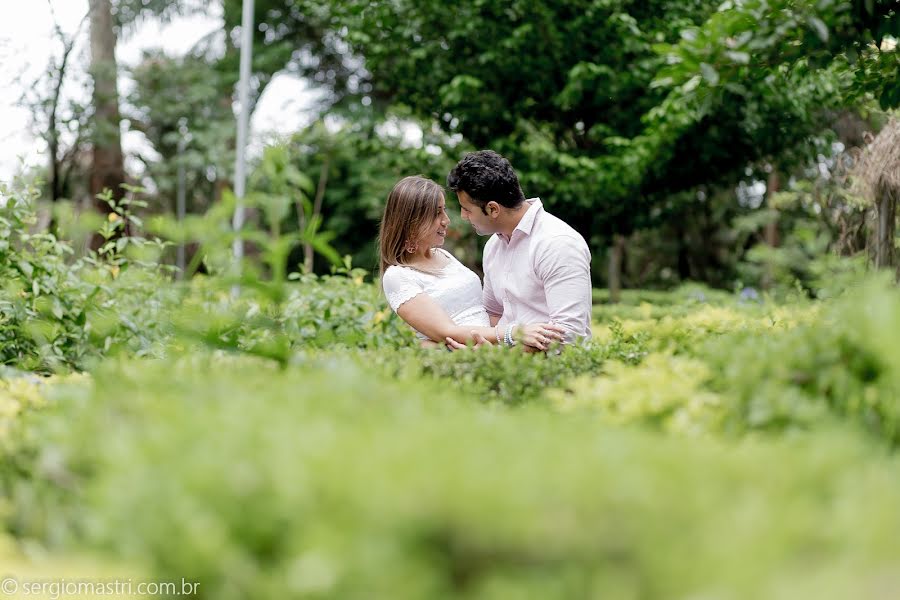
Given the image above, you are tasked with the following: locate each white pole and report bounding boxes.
[232,0,254,279]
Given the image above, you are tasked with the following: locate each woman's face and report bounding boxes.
[416,196,450,251]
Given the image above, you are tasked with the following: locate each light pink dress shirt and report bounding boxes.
[483,198,593,341]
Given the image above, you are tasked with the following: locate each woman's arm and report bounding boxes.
[399,294,566,350]
[397,294,500,345]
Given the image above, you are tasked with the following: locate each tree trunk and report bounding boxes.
[88,0,125,226]
[874,185,897,271]
[303,155,330,273]
[608,234,626,304]
[675,222,691,281]
[761,167,781,291]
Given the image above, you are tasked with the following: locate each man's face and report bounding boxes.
[456,191,496,235]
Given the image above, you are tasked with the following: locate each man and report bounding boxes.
[446,150,592,350]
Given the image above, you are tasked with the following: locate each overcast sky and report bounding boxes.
[0,0,317,182]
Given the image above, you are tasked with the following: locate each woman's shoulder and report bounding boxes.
[383,263,430,288]
[434,247,462,264]
[383,263,415,281]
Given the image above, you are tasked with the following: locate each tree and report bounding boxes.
[118,0,370,212]
[248,114,462,275]
[43,3,90,205]
[16,2,93,218]
[333,0,720,293]
[335,0,898,291]
[128,51,234,215]
[88,0,126,222]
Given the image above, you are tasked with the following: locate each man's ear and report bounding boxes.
[486,201,501,218]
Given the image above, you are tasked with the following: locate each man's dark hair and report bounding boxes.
[447,150,526,213]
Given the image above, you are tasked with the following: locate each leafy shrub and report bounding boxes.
[165,270,414,369]
[702,277,900,443]
[6,357,900,599]
[282,270,414,349]
[0,182,99,371]
[552,279,900,444]
[0,182,177,371]
[594,282,735,306]
[594,301,819,357]
[354,342,606,405]
[0,180,412,371]
[550,353,725,435]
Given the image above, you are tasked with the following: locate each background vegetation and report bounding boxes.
[1,0,898,597]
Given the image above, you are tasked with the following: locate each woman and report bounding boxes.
[378,175,564,350]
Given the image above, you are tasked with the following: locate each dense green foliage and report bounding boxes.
[24,0,897,290]
[335,0,898,249]
[5,334,900,598]
[4,0,900,595]
[29,0,887,295]
[0,182,175,371]
[2,182,900,597]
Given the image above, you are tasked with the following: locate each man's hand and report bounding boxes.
[445,332,490,351]
[517,323,567,351]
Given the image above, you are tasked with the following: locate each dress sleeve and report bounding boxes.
[382,267,425,312]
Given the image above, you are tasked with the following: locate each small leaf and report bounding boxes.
[17,260,33,278]
[725,51,750,64]
[700,63,720,86]
[680,28,698,42]
[682,75,702,92]
[808,17,828,42]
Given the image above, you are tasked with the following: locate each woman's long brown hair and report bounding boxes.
[377,175,445,278]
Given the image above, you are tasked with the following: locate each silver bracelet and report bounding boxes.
[504,323,517,347]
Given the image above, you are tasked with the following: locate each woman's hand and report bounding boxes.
[516,323,566,351]
[445,332,491,351]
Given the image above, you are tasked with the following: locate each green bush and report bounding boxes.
[5,177,900,599]
[6,357,900,599]
[353,342,606,405]
[165,270,415,368]
[0,181,415,370]
[566,278,900,445]
[549,352,726,435]
[702,277,900,443]
[593,301,817,358]
[0,182,99,370]
[0,182,177,372]
[282,271,414,349]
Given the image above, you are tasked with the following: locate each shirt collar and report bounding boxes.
[513,198,543,236]
[494,198,543,244]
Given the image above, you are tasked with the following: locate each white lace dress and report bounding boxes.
[382,248,491,341]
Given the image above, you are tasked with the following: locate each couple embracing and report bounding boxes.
[378,150,592,352]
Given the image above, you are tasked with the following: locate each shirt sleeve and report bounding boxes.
[533,235,592,339]
[482,269,503,317]
[481,237,503,317]
[382,267,424,312]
